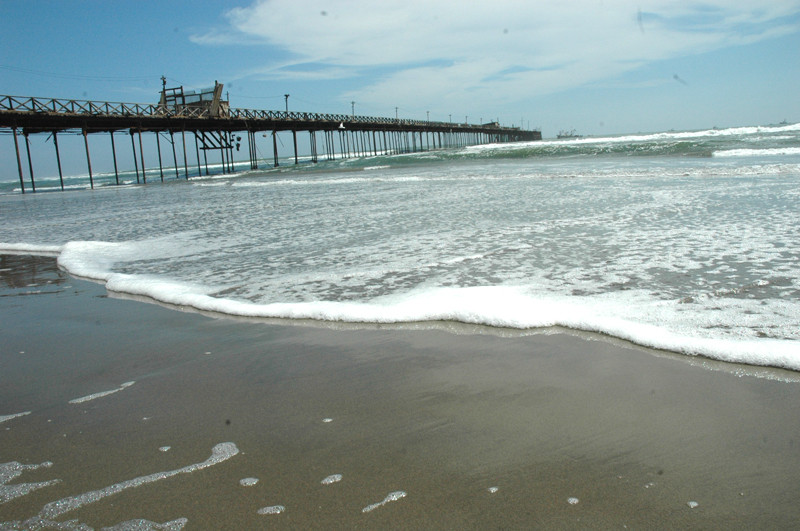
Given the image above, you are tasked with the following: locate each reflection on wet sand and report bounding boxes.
[0,254,67,292]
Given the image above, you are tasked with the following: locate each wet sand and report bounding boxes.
[2,254,800,529]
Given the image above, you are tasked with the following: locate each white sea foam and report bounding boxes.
[4,516,188,530]
[3,457,197,530]
[37,442,238,520]
[41,224,800,371]
[57,235,222,284]
[192,181,229,187]
[101,518,188,530]
[69,381,136,404]
[321,474,342,485]
[469,122,800,153]
[568,497,579,505]
[76,271,800,371]
[362,491,407,513]
[713,147,800,157]
[21,221,800,372]
[229,175,426,188]
[0,411,31,424]
[0,461,60,504]
[239,477,259,487]
[257,505,285,515]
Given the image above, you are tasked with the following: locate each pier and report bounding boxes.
[0,82,541,193]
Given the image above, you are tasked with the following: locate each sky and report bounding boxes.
[1,0,799,177]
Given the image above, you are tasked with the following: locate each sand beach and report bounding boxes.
[2,254,800,529]
[3,1,800,528]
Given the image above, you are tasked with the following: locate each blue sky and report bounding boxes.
[1,0,799,177]
[3,0,799,133]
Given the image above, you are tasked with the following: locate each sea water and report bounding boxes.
[1,123,799,370]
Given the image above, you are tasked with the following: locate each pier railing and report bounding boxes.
[0,94,500,130]
[1,95,160,118]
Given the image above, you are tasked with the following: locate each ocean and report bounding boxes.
[2,122,799,371]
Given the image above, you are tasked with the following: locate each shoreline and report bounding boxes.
[4,245,798,375]
[109,288,800,384]
[2,255,800,528]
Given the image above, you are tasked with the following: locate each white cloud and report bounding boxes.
[244,63,357,81]
[194,0,800,112]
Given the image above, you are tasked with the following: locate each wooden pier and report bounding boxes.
[0,84,541,193]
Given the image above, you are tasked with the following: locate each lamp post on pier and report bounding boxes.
[284,94,289,112]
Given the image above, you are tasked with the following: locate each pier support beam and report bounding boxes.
[227,133,234,173]
[169,131,179,179]
[110,132,120,185]
[12,127,25,193]
[218,131,227,174]
[130,132,140,184]
[53,131,64,191]
[24,133,36,192]
[273,130,279,167]
[247,131,252,170]
[138,130,146,184]
[181,129,189,179]
[82,129,93,189]
[201,132,209,175]
[155,132,164,182]
[194,132,202,177]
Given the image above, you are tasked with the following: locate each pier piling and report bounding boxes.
[1,92,540,192]
[24,133,36,192]
[155,131,164,182]
[130,132,140,184]
[181,129,188,179]
[110,132,120,185]
[169,131,179,179]
[138,130,146,184]
[12,127,25,193]
[82,129,93,189]
[52,131,64,190]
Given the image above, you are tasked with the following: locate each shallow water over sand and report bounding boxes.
[2,258,800,528]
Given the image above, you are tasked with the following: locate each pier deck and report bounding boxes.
[1,94,541,193]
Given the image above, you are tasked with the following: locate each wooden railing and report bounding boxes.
[0,95,522,131]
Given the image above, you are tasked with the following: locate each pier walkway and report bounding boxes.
[1,92,541,193]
